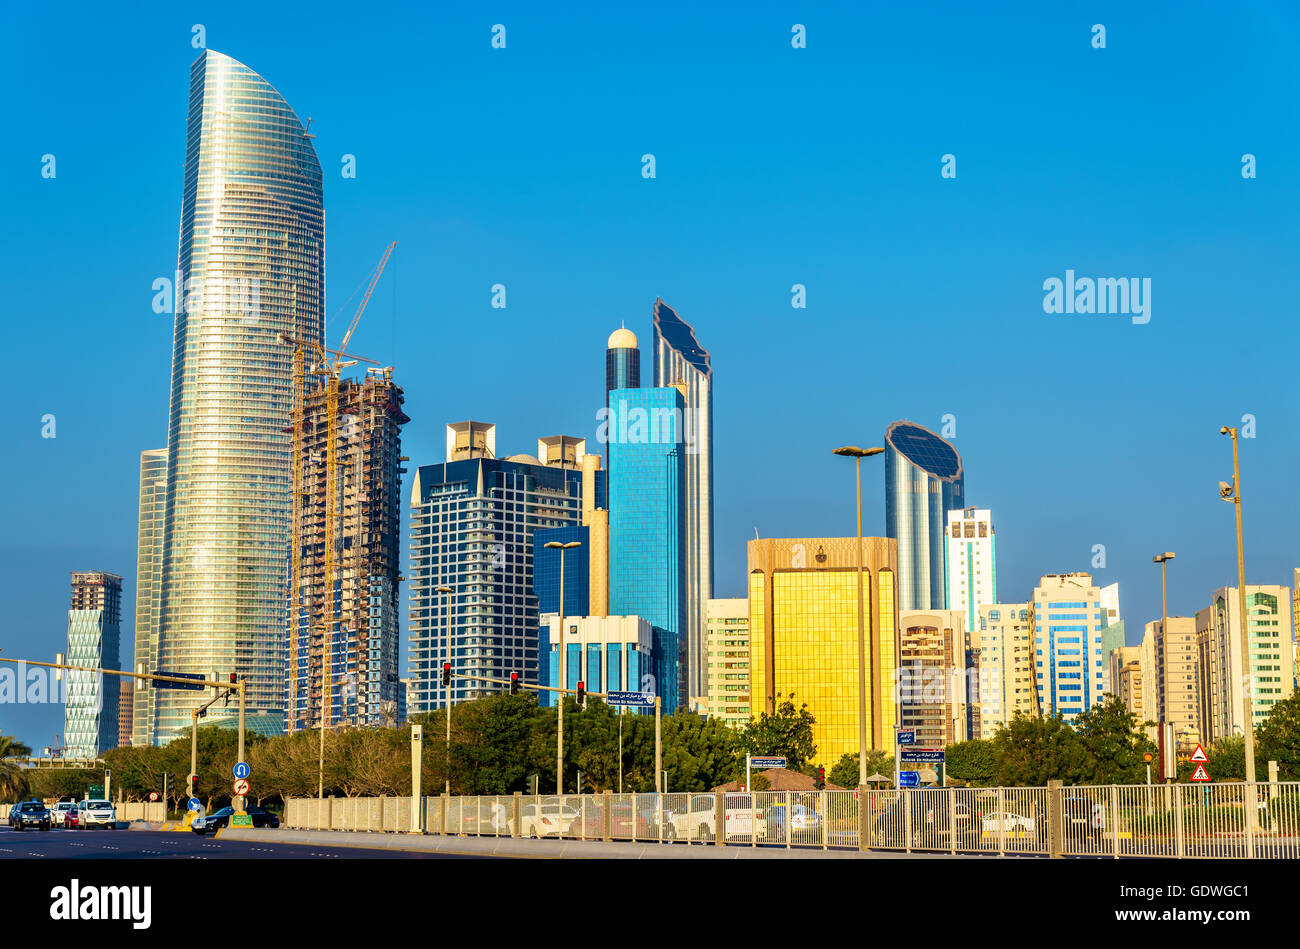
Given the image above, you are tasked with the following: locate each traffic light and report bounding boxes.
[816,766,825,790]
[576,681,585,706]
[229,673,237,684]
[442,663,452,687]
[509,672,520,695]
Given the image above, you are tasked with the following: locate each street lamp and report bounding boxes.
[1152,552,1175,778]
[1218,427,1256,800]
[436,586,453,795]
[832,445,885,791]
[545,540,582,795]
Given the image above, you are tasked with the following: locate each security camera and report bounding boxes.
[1219,426,1230,435]
[1219,481,1233,499]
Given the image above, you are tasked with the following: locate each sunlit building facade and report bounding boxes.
[885,421,964,612]
[132,448,167,746]
[1196,585,1294,741]
[153,49,324,741]
[64,572,123,758]
[1028,573,1109,721]
[704,597,751,728]
[898,609,973,746]
[748,537,899,765]
[944,508,995,635]
[974,603,1037,738]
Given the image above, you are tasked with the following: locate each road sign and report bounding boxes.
[153,670,206,691]
[606,690,655,708]
[898,771,921,788]
[231,813,253,828]
[233,761,250,779]
[1189,744,1208,763]
[898,748,945,764]
[187,797,201,812]
[88,784,104,798]
[148,792,159,802]
[896,729,916,746]
[232,778,250,796]
[1190,763,1211,782]
[749,756,788,769]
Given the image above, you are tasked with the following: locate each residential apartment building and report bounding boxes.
[1196,585,1295,742]
[974,603,1037,738]
[898,609,973,746]
[1147,617,1202,748]
[132,447,166,746]
[1028,573,1108,721]
[944,508,996,636]
[704,597,751,728]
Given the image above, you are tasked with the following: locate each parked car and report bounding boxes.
[1062,796,1105,838]
[77,800,117,829]
[569,801,659,839]
[8,801,52,831]
[191,806,280,835]
[982,811,1036,836]
[764,802,825,841]
[870,791,982,850]
[519,801,579,837]
[51,802,76,828]
[665,794,768,842]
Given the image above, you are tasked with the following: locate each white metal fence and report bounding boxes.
[280,781,1300,858]
[1,801,165,822]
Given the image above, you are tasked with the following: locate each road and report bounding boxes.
[0,826,476,859]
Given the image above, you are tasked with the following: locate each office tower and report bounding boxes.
[408,424,599,714]
[132,448,166,746]
[117,680,134,747]
[153,50,324,742]
[704,597,751,729]
[606,325,641,401]
[64,572,122,758]
[885,421,965,612]
[944,508,996,634]
[1028,573,1109,721]
[898,609,973,746]
[287,372,408,732]
[1146,617,1201,748]
[974,603,1037,737]
[747,537,899,764]
[540,615,656,711]
[608,385,687,709]
[651,299,713,708]
[1195,585,1295,742]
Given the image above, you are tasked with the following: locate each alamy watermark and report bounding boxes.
[1042,270,1151,325]
[597,399,705,455]
[152,270,262,324]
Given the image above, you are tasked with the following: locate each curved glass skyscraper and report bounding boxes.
[151,50,324,741]
[884,421,964,612]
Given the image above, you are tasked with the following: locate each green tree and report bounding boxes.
[828,750,895,789]
[945,739,997,786]
[1256,693,1300,780]
[1071,695,1154,784]
[992,711,1089,786]
[738,694,817,773]
[0,735,32,801]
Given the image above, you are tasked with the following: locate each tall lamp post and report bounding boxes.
[436,585,453,795]
[545,540,582,795]
[1152,552,1175,778]
[832,445,885,791]
[1219,427,1256,803]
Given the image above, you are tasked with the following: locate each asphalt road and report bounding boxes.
[0,826,475,859]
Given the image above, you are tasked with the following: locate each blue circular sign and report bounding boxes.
[233,761,250,779]
[187,797,201,812]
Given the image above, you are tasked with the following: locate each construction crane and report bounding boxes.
[280,240,396,734]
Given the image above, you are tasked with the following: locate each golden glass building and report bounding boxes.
[747,537,899,765]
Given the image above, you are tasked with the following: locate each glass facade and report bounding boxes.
[538,615,654,711]
[651,299,713,706]
[1028,574,1107,721]
[885,421,964,612]
[64,573,123,758]
[154,50,324,741]
[533,525,591,620]
[608,385,686,709]
[132,448,167,746]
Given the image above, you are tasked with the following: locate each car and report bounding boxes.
[64,807,81,830]
[191,805,281,835]
[665,794,767,842]
[1062,796,1105,837]
[870,791,982,850]
[764,802,825,841]
[570,801,658,839]
[8,801,52,831]
[51,802,76,828]
[982,811,1036,836]
[77,800,117,829]
[519,802,579,838]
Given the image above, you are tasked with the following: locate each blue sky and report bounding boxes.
[2,2,1297,745]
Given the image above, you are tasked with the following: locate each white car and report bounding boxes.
[666,794,767,842]
[78,800,117,829]
[520,802,578,837]
[51,802,76,828]
[982,811,1036,836]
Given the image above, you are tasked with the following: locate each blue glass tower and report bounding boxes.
[884,421,965,612]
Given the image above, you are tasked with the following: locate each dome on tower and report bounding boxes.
[607,327,638,349]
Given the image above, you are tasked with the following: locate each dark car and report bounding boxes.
[870,791,982,850]
[191,805,280,835]
[8,801,52,831]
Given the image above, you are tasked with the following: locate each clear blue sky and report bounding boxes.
[2,2,1298,746]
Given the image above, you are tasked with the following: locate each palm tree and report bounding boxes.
[0,735,31,802]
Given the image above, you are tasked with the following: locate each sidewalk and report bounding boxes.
[217,828,962,858]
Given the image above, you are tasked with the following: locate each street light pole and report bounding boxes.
[1153,552,1175,779]
[1219,427,1256,796]
[436,586,453,796]
[546,540,583,795]
[833,445,884,791]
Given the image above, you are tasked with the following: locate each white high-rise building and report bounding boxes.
[944,508,996,636]
[1029,573,1110,721]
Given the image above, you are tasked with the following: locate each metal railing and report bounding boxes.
[279,781,1300,858]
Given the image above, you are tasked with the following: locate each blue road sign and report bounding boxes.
[606,691,655,708]
[896,729,916,745]
[187,798,201,812]
[750,756,788,769]
[233,761,250,780]
[154,670,205,691]
[899,748,945,764]
[898,771,921,788]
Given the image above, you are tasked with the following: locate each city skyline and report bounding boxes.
[4,7,1299,744]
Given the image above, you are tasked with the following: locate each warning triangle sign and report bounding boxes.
[1190,744,1208,763]
[1191,763,1211,782]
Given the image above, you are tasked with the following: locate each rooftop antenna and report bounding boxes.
[303,115,316,139]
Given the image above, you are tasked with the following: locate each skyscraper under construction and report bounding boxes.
[287,370,408,731]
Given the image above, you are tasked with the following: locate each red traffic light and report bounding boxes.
[442,663,452,687]
[576,681,586,706]
[509,672,520,695]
